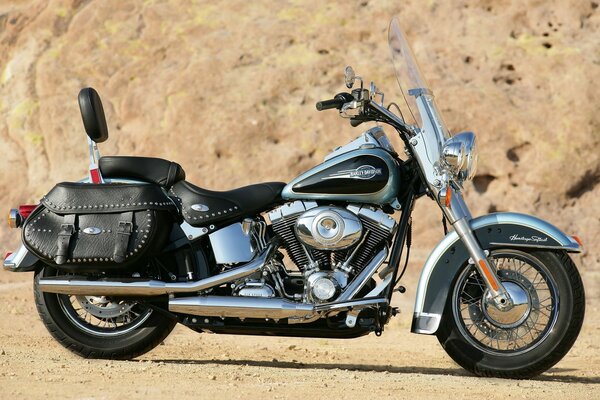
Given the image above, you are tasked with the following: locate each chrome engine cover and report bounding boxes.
[234,280,276,298]
[295,207,362,250]
[305,269,348,303]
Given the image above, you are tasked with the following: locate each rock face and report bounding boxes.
[0,1,598,270]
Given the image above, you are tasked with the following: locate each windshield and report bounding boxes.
[388,17,450,143]
[388,17,429,127]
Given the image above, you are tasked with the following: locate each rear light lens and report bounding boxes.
[4,252,12,261]
[18,205,37,219]
[572,235,584,247]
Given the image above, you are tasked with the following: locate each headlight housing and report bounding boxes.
[442,132,478,182]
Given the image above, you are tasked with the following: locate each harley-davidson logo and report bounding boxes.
[509,234,548,243]
[324,165,383,180]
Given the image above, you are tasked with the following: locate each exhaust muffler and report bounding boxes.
[38,243,276,297]
[168,296,315,320]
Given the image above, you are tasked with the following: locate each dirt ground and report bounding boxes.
[0,260,598,400]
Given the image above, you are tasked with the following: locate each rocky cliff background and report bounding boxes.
[0,0,598,277]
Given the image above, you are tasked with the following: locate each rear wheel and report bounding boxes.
[436,249,585,378]
[34,267,177,359]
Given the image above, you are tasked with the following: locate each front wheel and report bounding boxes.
[436,249,585,378]
[34,267,177,360]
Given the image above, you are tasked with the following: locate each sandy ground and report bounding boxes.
[0,263,598,400]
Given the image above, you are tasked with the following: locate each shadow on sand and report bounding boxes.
[148,358,598,384]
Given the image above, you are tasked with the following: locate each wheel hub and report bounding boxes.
[482,281,531,329]
[75,296,135,319]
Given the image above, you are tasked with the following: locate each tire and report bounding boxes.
[436,249,585,379]
[34,267,177,360]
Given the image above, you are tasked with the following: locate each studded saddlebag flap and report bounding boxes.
[22,182,177,271]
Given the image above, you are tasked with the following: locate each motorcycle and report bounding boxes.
[3,17,584,379]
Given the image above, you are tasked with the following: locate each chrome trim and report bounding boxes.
[168,296,315,320]
[78,177,149,185]
[102,178,150,185]
[295,207,362,250]
[267,200,318,224]
[413,212,581,319]
[411,312,442,334]
[191,204,209,212]
[365,272,393,297]
[8,208,20,229]
[346,204,397,233]
[442,132,477,181]
[337,247,389,302]
[453,217,509,304]
[82,227,102,235]
[3,245,38,272]
[38,243,276,296]
[209,222,255,264]
[314,297,388,312]
[324,127,396,161]
[407,88,433,96]
[180,221,209,241]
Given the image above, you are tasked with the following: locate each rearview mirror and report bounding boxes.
[344,66,356,89]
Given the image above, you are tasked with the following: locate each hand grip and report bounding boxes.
[316,97,345,111]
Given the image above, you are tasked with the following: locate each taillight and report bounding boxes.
[18,205,37,219]
[4,252,12,261]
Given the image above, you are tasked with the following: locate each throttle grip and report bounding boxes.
[316,98,344,111]
[315,93,353,111]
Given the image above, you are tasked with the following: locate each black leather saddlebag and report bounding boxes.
[22,182,177,271]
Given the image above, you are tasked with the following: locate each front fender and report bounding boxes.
[411,212,581,335]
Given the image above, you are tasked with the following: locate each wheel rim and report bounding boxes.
[58,294,153,337]
[452,250,559,355]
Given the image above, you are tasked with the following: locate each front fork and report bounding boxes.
[439,187,513,310]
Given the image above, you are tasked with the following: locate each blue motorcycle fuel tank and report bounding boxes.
[282,147,403,206]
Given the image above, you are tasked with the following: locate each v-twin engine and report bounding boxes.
[268,201,396,302]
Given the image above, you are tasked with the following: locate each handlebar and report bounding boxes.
[315,93,354,111]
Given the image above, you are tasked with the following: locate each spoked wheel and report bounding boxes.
[437,249,585,378]
[34,267,177,359]
[58,295,153,337]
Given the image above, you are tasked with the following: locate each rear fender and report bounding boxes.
[3,245,39,272]
[411,212,581,335]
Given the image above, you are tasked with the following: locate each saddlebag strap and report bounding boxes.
[56,214,76,265]
[113,211,134,263]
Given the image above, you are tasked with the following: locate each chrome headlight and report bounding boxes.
[442,132,478,181]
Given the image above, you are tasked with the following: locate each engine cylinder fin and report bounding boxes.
[272,218,329,270]
[348,218,393,274]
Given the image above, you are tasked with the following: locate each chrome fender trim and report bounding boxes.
[3,245,38,272]
[412,212,581,335]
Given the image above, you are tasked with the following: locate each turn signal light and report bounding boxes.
[7,209,21,229]
[439,186,452,209]
[572,235,584,247]
[445,186,453,208]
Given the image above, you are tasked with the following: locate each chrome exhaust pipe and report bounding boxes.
[169,296,315,320]
[38,243,276,297]
[336,247,389,302]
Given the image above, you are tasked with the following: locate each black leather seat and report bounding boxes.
[99,156,186,188]
[170,180,286,226]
